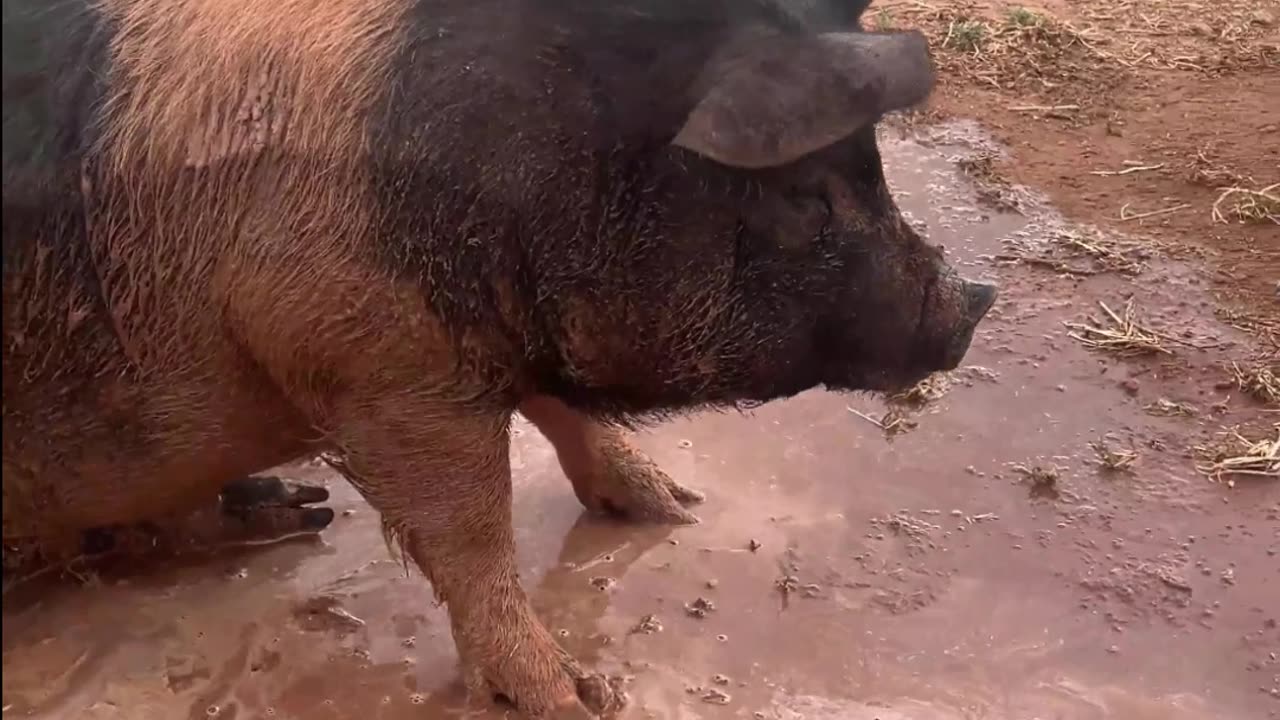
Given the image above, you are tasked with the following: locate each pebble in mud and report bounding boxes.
[630,614,663,635]
[702,688,732,705]
[685,597,716,618]
[776,574,800,597]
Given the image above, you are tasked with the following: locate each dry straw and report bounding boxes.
[1064,300,1172,356]
[1195,426,1280,481]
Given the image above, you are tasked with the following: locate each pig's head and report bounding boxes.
[534,22,996,414]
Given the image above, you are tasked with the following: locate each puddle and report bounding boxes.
[4,125,1276,720]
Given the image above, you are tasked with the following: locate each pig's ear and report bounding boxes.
[672,31,934,169]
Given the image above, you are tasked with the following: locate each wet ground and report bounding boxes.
[3,126,1277,720]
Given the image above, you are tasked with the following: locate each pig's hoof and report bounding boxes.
[574,673,628,716]
[497,672,624,719]
[221,475,330,509]
[67,477,334,560]
[218,475,335,541]
[582,441,703,525]
[468,645,625,719]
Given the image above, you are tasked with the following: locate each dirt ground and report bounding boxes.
[3,3,1278,719]
[885,0,1279,313]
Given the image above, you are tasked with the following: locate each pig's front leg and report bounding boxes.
[519,396,703,525]
[328,404,615,718]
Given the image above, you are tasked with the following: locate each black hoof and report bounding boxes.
[221,475,291,507]
[222,476,330,510]
[300,507,336,531]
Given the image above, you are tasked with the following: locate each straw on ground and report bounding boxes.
[1195,426,1280,481]
[1144,398,1198,417]
[1091,438,1139,472]
[1212,183,1279,225]
[889,373,953,406]
[847,405,919,436]
[1064,300,1172,356]
[1231,362,1280,405]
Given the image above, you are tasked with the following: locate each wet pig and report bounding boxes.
[2,0,995,716]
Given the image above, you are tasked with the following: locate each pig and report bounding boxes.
[2,0,997,716]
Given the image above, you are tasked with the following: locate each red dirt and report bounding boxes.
[903,0,1280,311]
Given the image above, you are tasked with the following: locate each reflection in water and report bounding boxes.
[532,513,675,669]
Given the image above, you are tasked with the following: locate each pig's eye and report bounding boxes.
[743,189,832,250]
[786,191,832,240]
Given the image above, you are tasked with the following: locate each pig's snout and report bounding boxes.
[937,280,997,370]
[965,281,998,321]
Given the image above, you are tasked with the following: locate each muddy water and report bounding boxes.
[4,126,1277,720]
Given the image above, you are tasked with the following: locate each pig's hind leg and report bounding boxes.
[69,475,335,560]
[520,396,704,525]
[215,475,336,539]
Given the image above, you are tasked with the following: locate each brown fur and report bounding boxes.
[5,0,415,542]
[91,0,411,378]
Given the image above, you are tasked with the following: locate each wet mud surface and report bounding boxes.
[4,127,1277,720]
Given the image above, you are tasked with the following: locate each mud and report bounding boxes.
[3,126,1277,720]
